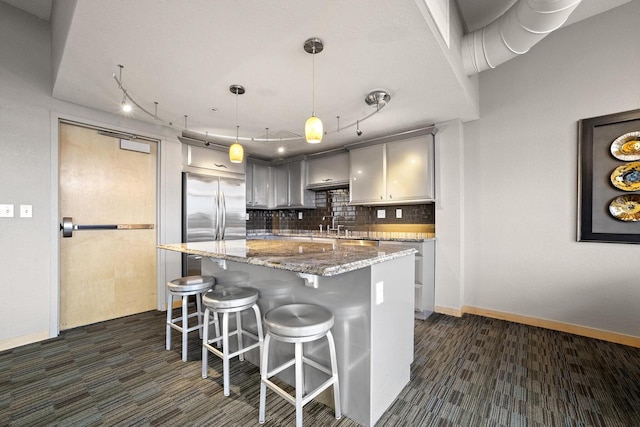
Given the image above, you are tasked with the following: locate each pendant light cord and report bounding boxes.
[235,89,239,140]
[312,43,316,116]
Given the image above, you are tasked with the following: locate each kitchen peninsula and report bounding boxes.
[159,239,416,426]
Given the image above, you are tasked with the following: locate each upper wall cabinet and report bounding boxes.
[246,160,272,208]
[182,144,245,175]
[307,152,350,190]
[274,160,315,208]
[349,134,435,205]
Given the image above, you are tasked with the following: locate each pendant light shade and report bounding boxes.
[229,85,245,163]
[304,38,323,144]
[229,141,244,163]
[305,115,323,144]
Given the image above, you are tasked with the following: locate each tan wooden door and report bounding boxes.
[59,122,158,330]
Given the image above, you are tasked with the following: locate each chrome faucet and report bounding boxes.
[323,215,344,236]
[322,215,336,229]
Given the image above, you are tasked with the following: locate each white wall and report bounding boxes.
[434,119,464,312]
[462,1,640,337]
[0,3,182,349]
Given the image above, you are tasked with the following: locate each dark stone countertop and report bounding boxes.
[158,239,416,277]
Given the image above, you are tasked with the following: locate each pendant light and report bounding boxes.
[304,38,323,144]
[229,84,245,163]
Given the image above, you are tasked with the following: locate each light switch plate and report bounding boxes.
[298,212,303,220]
[396,208,402,219]
[20,205,32,218]
[377,209,386,219]
[0,204,14,218]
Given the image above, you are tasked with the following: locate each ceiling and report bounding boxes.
[5,0,632,160]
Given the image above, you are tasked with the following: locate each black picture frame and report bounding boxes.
[578,108,640,243]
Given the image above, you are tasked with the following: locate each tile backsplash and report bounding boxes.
[247,189,434,233]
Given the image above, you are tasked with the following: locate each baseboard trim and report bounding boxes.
[462,306,640,348]
[434,305,463,317]
[0,330,50,352]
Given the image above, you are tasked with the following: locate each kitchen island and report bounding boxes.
[159,239,416,426]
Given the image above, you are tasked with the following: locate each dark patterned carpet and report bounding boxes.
[1,311,639,426]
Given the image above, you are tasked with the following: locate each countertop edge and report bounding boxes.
[158,243,417,277]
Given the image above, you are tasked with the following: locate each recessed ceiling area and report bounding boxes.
[2,0,632,159]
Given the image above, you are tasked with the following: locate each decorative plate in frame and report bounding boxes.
[609,195,640,221]
[610,131,640,161]
[610,161,640,191]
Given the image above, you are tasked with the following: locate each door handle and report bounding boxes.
[60,217,154,238]
[220,192,226,240]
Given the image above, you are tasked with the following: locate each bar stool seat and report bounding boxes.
[213,271,250,287]
[259,304,341,427]
[166,275,217,362]
[247,279,297,319]
[202,286,264,396]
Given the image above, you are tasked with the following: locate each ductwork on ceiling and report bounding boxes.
[462,0,582,75]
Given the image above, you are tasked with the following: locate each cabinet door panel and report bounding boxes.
[350,144,385,203]
[386,135,434,201]
[308,152,349,187]
[246,163,254,206]
[183,144,245,174]
[274,164,289,207]
[253,163,270,208]
[288,161,304,207]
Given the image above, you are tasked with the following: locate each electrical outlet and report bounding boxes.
[396,208,402,219]
[20,205,32,218]
[377,209,386,219]
[0,204,14,218]
[375,281,384,305]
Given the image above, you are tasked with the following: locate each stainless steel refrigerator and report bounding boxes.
[182,172,246,276]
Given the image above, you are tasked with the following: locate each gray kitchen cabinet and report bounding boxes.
[246,161,253,205]
[246,160,271,208]
[386,135,434,202]
[349,144,386,203]
[274,164,289,207]
[349,134,434,205]
[274,160,315,208]
[182,144,245,175]
[383,240,435,320]
[307,152,349,190]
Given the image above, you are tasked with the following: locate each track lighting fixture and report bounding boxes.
[117,65,132,112]
[113,64,392,148]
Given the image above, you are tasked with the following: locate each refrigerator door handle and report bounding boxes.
[213,190,220,240]
[220,191,227,240]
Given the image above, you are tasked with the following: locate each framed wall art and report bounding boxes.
[578,108,640,243]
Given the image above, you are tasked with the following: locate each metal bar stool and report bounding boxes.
[166,275,218,362]
[202,286,264,396]
[247,279,297,320]
[259,304,341,427]
[213,270,250,287]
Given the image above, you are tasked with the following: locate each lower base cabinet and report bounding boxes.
[383,240,434,319]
